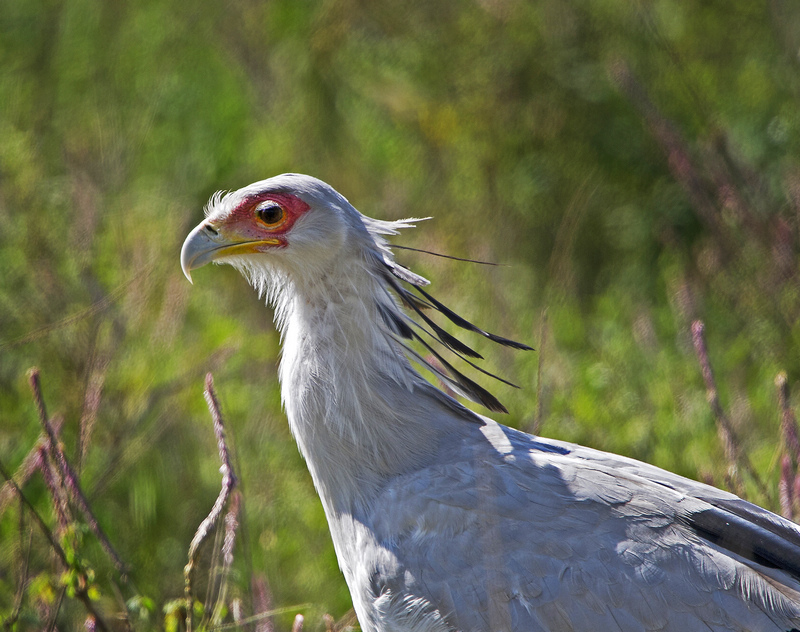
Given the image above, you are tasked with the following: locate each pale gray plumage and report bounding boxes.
[181,174,800,632]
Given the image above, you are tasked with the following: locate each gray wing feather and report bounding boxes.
[361,418,800,632]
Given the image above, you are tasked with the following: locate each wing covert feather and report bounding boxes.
[360,420,800,631]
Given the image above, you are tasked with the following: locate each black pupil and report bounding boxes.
[257,203,282,225]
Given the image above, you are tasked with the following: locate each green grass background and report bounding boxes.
[2,1,800,629]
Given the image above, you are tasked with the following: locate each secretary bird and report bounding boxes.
[181,174,800,632]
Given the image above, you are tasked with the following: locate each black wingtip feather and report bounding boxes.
[684,506,800,582]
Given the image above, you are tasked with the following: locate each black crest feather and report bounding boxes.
[380,253,533,413]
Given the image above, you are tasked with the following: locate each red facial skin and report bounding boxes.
[221,192,311,248]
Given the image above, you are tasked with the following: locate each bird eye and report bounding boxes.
[255,201,286,227]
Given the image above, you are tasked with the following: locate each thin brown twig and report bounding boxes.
[185,373,238,632]
[45,586,66,632]
[690,322,743,492]
[25,369,121,629]
[53,439,129,576]
[28,369,53,442]
[690,321,769,500]
[0,459,111,632]
[200,519,225,629]
[29,368,128,575]
[0,416,64,517]
[78,352,109,472]
[201,522,225,629]
[37,445,72,532]
[546,177,599,296]
[107,580,134,632]
[4,499,33,632]
[780,454,795,521]
[252,574,275,632]
[28,371,72,529]
[0,262,156,351]
[0,460,69,570]
[221,491,240,572]
[210,491,241,626]
[794,473,800,519]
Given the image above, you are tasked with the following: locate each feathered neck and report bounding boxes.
[223,214,436,508]
[267,247,446,513]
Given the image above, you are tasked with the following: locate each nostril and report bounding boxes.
[204,223,219,236]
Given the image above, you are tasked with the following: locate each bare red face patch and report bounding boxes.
[223,192,311,246]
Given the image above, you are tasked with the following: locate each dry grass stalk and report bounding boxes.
[77,352,109,471]
[252,574,274,632]
[780,454,795,521]
[5,492,33,629]
[690,322,743,493]
[776,372,800,463]
[0,415,64,518]
[208,491,242,627]
[27,370,72,528]
[25,369,121,630]
[0,459,110,632]
[37,444,71,532]
[690,321,769,500]
[794,475,800,521]
[54,438,128,575]
[184,372,238,632]
[29,368,128,575]
[776,371,800,521]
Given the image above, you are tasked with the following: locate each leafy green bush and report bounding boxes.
[2,1,799,629]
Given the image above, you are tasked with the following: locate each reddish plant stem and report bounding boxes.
[37,445,72,532]
[0,460,110,632]
[0,416,64,517]
[690,321,769,500]
[29,368,128,575]
[779,454,795,520]
[776,372,800,464]
[252,574,275,632]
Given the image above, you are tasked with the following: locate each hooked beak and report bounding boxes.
[180,221,281,283]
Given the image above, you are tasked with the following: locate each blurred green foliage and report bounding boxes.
[1,0,800,629]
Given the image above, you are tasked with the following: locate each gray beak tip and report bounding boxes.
[181,221,218,284]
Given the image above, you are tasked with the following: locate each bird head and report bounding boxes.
[181,174,379,288]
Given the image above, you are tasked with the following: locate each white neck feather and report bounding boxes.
[255,253,445,516]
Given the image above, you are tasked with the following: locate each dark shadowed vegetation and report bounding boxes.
[2,1,800,629]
